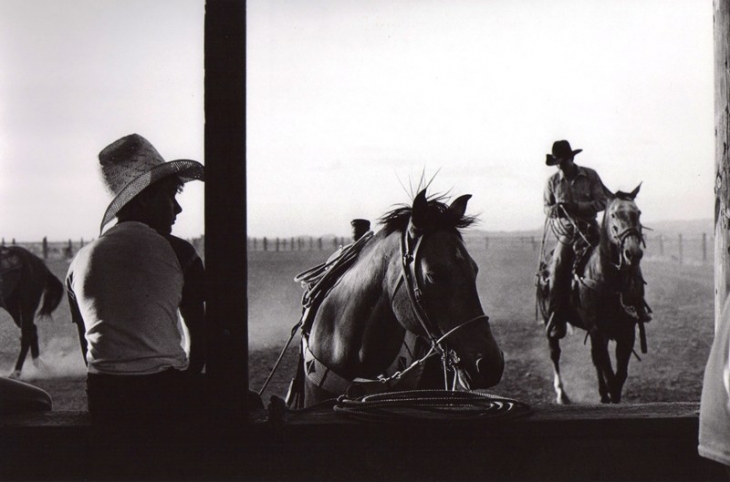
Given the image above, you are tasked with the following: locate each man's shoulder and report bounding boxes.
[162,235,201,265]
[577,165,601,178]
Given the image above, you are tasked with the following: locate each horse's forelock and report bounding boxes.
[378,197,476,236]
[613,191,637,202]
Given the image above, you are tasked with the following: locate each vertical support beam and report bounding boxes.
[716,0,730,327]
[204,0,248,415]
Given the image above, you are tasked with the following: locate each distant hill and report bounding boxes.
[464,218,714,240]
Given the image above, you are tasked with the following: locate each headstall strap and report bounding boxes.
[400,230,442,346]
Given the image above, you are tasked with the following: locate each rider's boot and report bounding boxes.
[636,300,653,323]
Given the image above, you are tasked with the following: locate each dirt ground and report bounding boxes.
[0,237,715,411]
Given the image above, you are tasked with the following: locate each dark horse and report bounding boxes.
[0,246,64,378]
[287,190,504,408]
[537,184,647,404]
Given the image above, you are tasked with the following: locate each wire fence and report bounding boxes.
[5,232,711,266]
[246,233,714,265]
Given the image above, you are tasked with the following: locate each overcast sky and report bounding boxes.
[0,0,204,242]
[248,0,714,237]
[0,0,714,241]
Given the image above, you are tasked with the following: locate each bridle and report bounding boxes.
[607,206,646,271]
[392,228,490,390]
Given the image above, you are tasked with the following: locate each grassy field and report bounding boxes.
[0,235,715,410]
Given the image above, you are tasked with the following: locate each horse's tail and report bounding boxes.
[39,271,64,319]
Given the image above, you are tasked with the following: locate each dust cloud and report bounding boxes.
[10,337,86,380]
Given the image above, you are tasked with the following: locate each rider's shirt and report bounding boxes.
[543,165,608,223]
[66,221,188,375]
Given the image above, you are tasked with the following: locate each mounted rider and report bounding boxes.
[543,140,652,339]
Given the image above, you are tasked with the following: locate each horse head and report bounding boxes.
[603,183,644,270]
[388,189,504,390]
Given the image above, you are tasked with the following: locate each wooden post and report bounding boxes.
[205,0,248,416]
[716,0,730,323]
[42,237,48,259]
[703,232,708,263]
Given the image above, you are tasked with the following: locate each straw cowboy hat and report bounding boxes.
[98,133,204,233]
[545,140,582,166]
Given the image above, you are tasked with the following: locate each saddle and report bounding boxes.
[294,232,374,335]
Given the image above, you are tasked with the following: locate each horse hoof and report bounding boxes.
[8,370,21,379]
[556,393,571,405]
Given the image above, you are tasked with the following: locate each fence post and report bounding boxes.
[531,236,537,251]
[276,238,280,252]
[678,234,683,265]
[703,233,708,263]
[42,237,48,259]
[263,237,268,251]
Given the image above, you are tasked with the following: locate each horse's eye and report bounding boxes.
[425,269,448,285]
[611,213,616,219]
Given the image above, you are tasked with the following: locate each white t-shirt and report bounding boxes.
[699,296,730,466]
[66,221,188,375]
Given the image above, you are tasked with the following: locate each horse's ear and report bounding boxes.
[411,189,429,229]
[448,194,472,219]
[603,184,616,201]
[629,182,642,199]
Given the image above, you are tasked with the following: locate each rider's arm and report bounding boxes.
[65,284,88,366]
[543,177,559,217]
[179,256,206,375]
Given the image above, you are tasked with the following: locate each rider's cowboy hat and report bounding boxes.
[98,133,204,233]
[545,140,582,166]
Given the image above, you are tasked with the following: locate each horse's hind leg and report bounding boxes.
[548,336,571,404]
[10,306,38,378]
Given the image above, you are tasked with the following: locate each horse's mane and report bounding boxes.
[378,193,477,236]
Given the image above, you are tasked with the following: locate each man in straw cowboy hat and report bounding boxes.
[66,133,207,424]
[543,140,652,339]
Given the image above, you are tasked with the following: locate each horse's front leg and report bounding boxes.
[589,332,614,404]
[548,335,571,404]
[611,324,636,404]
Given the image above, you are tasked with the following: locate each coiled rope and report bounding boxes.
[331,390,531,424]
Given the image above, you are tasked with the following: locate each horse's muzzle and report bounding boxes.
[476,350,504,388]
[624,247,643,266]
